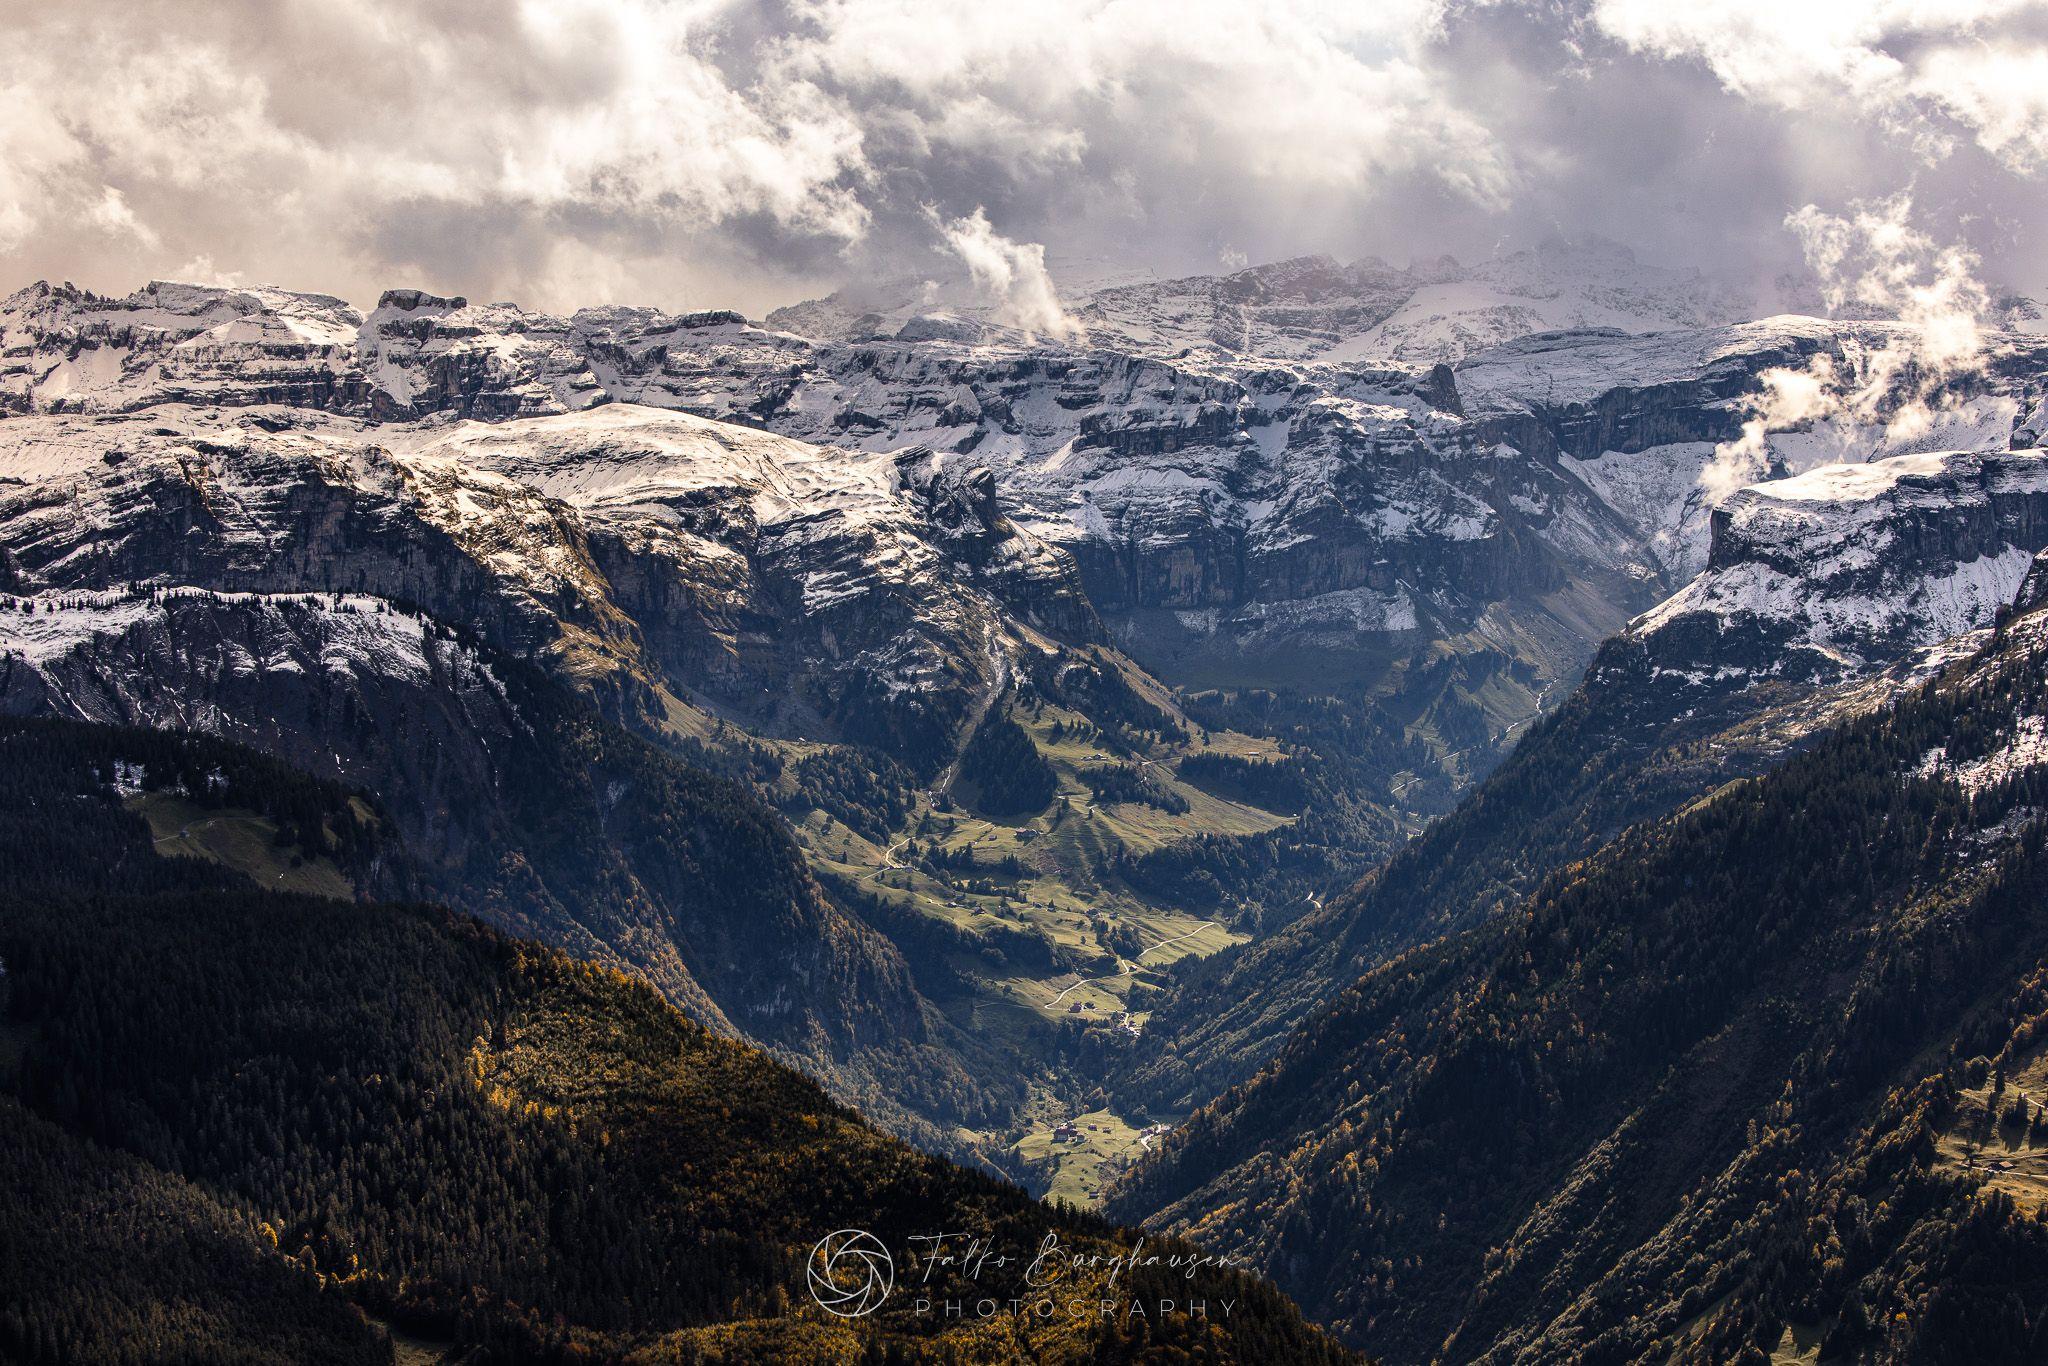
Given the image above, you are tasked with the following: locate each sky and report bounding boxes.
[1,0,2044,317]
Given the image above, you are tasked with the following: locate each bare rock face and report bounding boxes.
[359,289,609,421]
[2014,391,2046,448]
[595,328,1643,695]
[0,412,652,713]
[1533,439,2048,806]
[0,280,369,415]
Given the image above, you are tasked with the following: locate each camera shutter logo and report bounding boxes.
[807,1229,894,1317]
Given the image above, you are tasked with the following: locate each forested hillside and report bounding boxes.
[0,718,1351,1364]
[1111,607,2048,1362]
[1121,621,1943,1114]
[0,597,1004,1151]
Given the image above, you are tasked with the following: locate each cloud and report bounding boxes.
[169,255,245,289]
[1912,43,2048,171]
[1591,0,2048,171]
[85,188,160,249]
[1700,195,1998,501]
[0,79,91,254]
[928,208,1082,339]
[785,0,1506,196]
[1785,197,1991,360]
[0,0,2041,315]
[0,0,1510,309]
[0,0,874,311]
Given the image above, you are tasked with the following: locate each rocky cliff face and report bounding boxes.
[0,396,1099,774]
[7,272,2046,778]
[1120,435,2048,1120]
[8,263,2048,1173]
[4,277,2044,794]
[0,279,370,414]
[565,313,1654,704]
[1625,449,2048,704]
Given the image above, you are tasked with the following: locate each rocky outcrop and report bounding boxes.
[0,412,656,717]
[0,279,370,415]
[1455,323,1833,460]
[359,288,610,421]
[1628,449,2048,704]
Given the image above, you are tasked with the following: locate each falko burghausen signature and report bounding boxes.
[805,1227,1245,1320]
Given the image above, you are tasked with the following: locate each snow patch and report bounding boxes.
[1918,715,2048,794]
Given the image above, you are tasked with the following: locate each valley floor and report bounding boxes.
[782,696,1282,1198]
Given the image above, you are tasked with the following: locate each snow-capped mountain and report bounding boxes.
[0,279,365,412]
[1631,449,2048,694]
[763,239,1750,366]
[0,398,1091,774]
[2002,287,2048,337]
[1319,243,1748,368]
[6,271,2046,770]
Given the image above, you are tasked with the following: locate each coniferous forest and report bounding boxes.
[1110,612,2048,1363]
